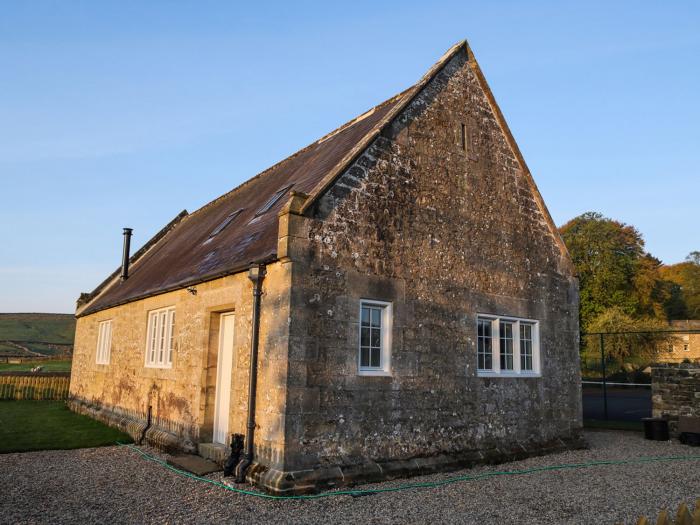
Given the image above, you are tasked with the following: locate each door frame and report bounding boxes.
[212,312,235,445]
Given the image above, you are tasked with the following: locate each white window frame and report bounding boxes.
[96,320,112,365]
[358,299,392,376]
[476,314,541,377]
[145,306,175,369]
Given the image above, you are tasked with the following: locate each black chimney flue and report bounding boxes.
[121,228,133,281]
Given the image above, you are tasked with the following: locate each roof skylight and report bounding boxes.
[206,209,244,241]
[254,185,293,217]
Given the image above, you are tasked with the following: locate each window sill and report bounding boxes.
[476,371,541,378]
[358,369,392,377]
[145,364,173,370]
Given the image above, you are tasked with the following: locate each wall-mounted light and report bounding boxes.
[187,286,197,295]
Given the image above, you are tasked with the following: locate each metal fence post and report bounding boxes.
[600,333,608,420]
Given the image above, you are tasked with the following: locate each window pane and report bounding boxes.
[361,327,370,347]
[371,328,381,348]
[370,347,381,368]
[370,308,381,328]
[361,307,370,327]
[360,347,370,367]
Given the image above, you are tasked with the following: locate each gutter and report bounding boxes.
[235,263,266,483]
[77,254,277,318]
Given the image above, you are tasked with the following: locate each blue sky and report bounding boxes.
[1,1,698,313]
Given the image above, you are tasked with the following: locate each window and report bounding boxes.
[96,320,112,365]
[146,307,175,368]
[477,319,492,370]
[520,323,534,371]
[255,185,293,217]
[358,300,392,375]
[499,321,514,370]
[476,315,540,376]
[460,123,467,151]
[206,209,243,242]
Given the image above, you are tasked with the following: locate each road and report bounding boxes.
[582,385,651,421]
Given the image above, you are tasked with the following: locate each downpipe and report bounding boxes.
[235,264,266,483]
[138,405,152,445]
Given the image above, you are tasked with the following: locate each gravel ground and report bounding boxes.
[2,430,699,525]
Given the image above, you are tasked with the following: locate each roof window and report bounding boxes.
[255,185,293,217]
[206,209,244,241]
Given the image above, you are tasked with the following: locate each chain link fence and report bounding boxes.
[581,329,700,422]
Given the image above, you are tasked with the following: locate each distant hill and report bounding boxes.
[0,313,75,357]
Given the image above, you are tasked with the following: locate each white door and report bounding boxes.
[213,313,235,445]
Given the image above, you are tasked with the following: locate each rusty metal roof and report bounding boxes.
[80,90,408,316]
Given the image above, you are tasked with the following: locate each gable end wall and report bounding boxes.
[277,48,581,486]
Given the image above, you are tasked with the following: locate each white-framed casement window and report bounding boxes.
[145,306,175,368]
[358,299,392,376]
[96,320,112,365]
[476,314,540,376]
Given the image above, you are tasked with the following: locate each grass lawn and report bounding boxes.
[584,419,644,432]
[0,401,132,453]
[0,360,72,372]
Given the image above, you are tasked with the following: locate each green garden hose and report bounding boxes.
[117,442,700,501]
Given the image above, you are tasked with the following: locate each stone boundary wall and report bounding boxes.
[0,372,70,400]
[652,364,700,436]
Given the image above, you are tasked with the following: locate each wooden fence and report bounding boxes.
[0,372,70,400]
[621,499,700,525]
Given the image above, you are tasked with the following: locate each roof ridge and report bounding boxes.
[300,40,468,214]
[179,87,415,225]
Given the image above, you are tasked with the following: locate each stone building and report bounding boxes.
[662,320,700,363]
[69,41,582,494]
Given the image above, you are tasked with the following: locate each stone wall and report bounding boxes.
[272,46,582,491]
[70,261,292,467]
[652,364,700,435]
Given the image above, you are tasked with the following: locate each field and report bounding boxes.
[0,360,72,372]
[0,313,75,358]
[0,313,75,344]
[0,401,131,453]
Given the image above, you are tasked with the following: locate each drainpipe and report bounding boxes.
[235,263,266,483]
[121,228,133,281]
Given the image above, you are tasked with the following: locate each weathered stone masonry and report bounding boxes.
[268,47,582,491]
[652,364,700,436]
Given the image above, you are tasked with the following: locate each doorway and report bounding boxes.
[212,313,235,445]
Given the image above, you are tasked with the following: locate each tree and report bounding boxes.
[559,212,667,329]
[660,252,700,319]
[584,307,669,365]
[686,251,700,265]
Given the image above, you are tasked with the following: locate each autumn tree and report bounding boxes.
[559,212,668,330]
[660,253,700,319]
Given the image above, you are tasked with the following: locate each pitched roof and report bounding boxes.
[78,68,428,316]
[79,40,573,316]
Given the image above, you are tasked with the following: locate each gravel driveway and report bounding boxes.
[2,430,699,525]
